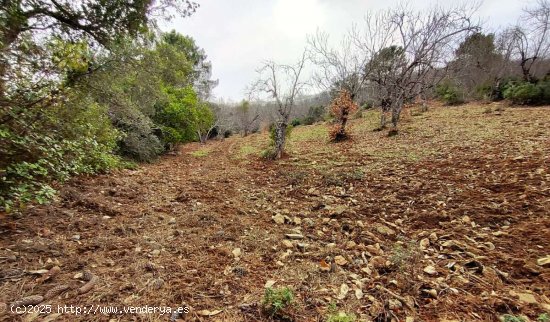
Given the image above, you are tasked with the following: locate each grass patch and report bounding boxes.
[290,125,328,142]
[189,147,211,157]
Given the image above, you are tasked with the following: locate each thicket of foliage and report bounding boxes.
[0,1,218,211]
[435,82,465,105]
[503,79,550,105]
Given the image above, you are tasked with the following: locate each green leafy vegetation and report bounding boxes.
[436,81,465,105]
[262,287,294,318]
[504,79,550,105]
[502,315,526,322]
[0,1,215,210]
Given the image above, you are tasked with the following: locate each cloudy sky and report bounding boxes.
[164,0,528,102]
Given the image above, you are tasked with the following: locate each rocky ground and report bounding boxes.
[0,103,549,322]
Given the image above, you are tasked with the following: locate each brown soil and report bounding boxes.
[1,104,549,322]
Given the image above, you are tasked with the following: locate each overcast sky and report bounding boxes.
[163,0,529,102]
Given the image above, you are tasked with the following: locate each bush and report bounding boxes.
[261,124,293,159]
[153,86,200,146]
[1,95,121,211]
[262,287,294,318]
[475,83,495,101]
[435,82,465,105]
[290,118,301,127]
[504,81,543,105]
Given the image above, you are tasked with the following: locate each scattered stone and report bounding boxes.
[272,214,285,224]
[376,225,395,236]
[282,240,293,249]
[285,233,304,240]
[168,217,176,225]
[71,234,80,241]
[345,241,357,250]
[461,215,471,223]
[355,288,364,299]
[337,283,349,300]
[482,242,495,251]
[264,280,276,288]
[537,255,550,267]
[102,216,111,220]
[388,299,403,311]
[151,249,161,257]
[419,238,430,249]
[334,255,348,266]
[429,232,438,242]
[517,292,537,304]
[369,256,387,270]
[423,265,437,275]
[297,243,308,252]
[332,206,347,216]
[292,217,302,225]
[366,244,383,256]
[232,248,242,258]
[422,288,438,298]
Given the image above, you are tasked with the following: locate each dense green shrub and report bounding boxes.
[290,118,301,127]
[154,86,199,146]
[261,124,293,159]
[504,81,542,104]
[1,95,120,211]
[435,82,465,105]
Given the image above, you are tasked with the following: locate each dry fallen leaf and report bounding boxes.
[337,283,349,300]
[319,259,331,272]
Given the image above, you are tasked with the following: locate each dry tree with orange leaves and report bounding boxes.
[329,89,359,142]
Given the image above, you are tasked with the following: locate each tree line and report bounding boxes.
[0,0,217,210]
[245,0,550,158]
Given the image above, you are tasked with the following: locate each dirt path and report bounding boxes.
[1,104,549,321]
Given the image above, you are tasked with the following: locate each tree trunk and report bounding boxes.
[390,97,404,134]
[380,110,387,129]
[274,121,287,159]
[520,58,533,82]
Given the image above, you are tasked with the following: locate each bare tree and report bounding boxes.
[250,51,308,159]
[308,30,370,102]
[505,0,550,82]
[235,100,260,136]
[355,4,479,132]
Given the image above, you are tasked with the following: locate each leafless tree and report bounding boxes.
[505,0,550,82]
[234,100,260,137]
[308,30,370,102]
[354,4,479,131]
[250,51,308,159]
